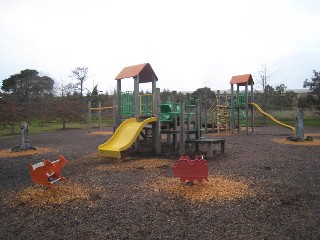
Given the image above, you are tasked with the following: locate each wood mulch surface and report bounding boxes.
[0,126,320,239]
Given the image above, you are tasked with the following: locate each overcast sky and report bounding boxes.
[0,0,319,94]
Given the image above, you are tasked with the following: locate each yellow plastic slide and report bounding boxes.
[249,103,295,132]
[98,117,157,158]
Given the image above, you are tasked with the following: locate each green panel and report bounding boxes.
[121,91,134,117]
[140,94,153,116]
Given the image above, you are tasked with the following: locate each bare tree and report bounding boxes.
[71,67,88,97]
[256,62,277,92]
[255,62,278,109]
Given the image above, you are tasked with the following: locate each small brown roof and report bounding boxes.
[230,74,254,86]
[115,63,158,83]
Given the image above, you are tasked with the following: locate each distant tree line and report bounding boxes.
[1,68,319,132]
[0,68,110,132]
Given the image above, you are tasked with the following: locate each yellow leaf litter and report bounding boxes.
[89,131,113,135]
[16,181,90,206]
[273,138,320,146]
[148,176,256,202]
[0,147,53,158]
[96,158,174,172]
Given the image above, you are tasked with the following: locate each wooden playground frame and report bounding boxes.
[91,63,227,158]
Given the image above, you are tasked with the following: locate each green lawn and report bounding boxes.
[0,118,113,137]
[253,109,319,127]
[1,110,319,137]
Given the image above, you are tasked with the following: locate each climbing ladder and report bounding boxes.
[216,104,229,134]
[206,94,229,133]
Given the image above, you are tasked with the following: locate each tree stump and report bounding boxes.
[11,121,36,152]
[295,108,304,141]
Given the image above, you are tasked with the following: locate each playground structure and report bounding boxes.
[206,74,295,135]
[230,74,295,134]
[96,64,298,158]
[102,63,161,158]
[29,155,67,188]
[173,155,209,183]
[97,63,218,158]
[229,74,255,134]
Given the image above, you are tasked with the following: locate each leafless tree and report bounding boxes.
[256,62,277,93]
[71,67,88,97]
[255,62,279,109]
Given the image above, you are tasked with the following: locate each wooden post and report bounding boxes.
[237,84,240,133]
[98,101,102,132]
[195,99,202,150]
[231,84,234,134]
[113,95,116,133]
[217,90,220,134]
[224,91,228,134]
[251,83,254,133]
[152,75,157,97]
[199,99,203,138]
[166,93,172,145]
[133,76,140,152]
[245,83,249,134]
[172,91,178,150]
[87,101,92,133]
[186,93,191,136]
[116,80,121,127]
[196,100,201,140]
[203,91,208,133]
[134,76,140,117]
[179,99,185,156]
[154,88,161,154]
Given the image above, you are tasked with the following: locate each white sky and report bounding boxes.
[0,0,319,94]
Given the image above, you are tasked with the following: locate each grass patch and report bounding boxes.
[0,118,113,137]
[252,109,319,127]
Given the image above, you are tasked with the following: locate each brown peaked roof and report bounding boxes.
[230,74,254,86]
[115,63,158,83]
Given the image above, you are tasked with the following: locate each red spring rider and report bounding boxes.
[173,155,209,183]
[29,155,67,188]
